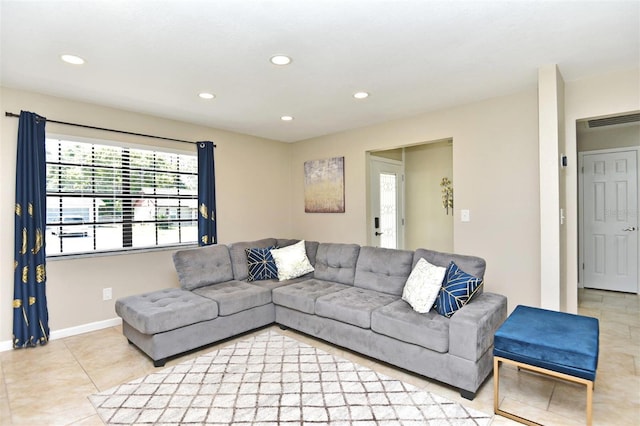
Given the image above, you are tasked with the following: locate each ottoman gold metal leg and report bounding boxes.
[586,381,593,426]
[493,355,594,426]
[493,356,593,426]
[493,357,500,415]
[494,356,542,426]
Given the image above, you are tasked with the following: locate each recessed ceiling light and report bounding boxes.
[353,91,369,99]
[270,55,292,66]
[61,54,85,65]
[281,115,294,121]
[198,92,215,99]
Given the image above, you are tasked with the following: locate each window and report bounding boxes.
[45,137,198,256]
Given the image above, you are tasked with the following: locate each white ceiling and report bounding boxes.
[1,0,638,143]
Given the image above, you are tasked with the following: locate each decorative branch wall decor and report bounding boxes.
[440,177,453,215]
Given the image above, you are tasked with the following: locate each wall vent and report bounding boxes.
[588,113,640,128]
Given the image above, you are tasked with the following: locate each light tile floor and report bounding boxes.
[0,288,638,425]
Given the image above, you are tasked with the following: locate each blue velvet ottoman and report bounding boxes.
[493,305,599,426]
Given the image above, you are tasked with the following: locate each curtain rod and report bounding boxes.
[5,112,215,147]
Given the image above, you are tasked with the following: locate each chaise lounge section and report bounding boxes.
[115,238,507,399]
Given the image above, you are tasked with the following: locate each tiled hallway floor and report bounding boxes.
[0,288,638,425]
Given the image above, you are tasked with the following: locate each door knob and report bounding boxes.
[375,231,384,236]
[623,226,637,231]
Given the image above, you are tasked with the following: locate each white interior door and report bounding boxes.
[370,158,404,249]
[582,149,638,293]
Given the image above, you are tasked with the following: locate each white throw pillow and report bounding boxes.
[270,240,315,281]
[402,258,446,313]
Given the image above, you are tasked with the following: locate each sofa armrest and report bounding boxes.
[448,292,507,361]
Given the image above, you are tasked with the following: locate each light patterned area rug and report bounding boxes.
[89,330,492,425]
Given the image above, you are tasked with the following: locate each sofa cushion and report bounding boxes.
[172,244,234,290]
[313,243,360,285]
[372,299,449,353]
[276,239,320,266]
[229,238,278,281]
[248,276,310,291]
[413,248,486,282]
[193,281,272,316]
[354,246,414,295]
[434,262,483,318]
[115,288,218,335]
[246,246,278,281]
[270,240,315,281]
[315,287,398,329]
[272,279,351,314]
[402,258,446,313]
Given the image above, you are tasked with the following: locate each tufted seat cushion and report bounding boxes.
[372,300,449,353]
[250,275,311,291]
[193,281,272,316]
[272,279,351,314]
[115,288,218,335]
[315,287,398,329]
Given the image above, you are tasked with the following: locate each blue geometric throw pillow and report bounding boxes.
[245,246,278,281]
[434,261,483,318]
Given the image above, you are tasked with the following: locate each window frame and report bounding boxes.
[44,134,199,258]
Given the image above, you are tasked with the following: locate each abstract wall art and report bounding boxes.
[304,156,345,213]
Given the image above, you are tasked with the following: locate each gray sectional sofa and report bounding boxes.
[115,238,507,399]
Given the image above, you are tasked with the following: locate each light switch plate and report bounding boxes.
[461,209,470,222]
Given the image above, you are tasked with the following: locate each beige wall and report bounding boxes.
[404,141,454,252]
[290,89,542,312]
[564,68,640,313]
[577,124,640,152]
[0,87,293,343]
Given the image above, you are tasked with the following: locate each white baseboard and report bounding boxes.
[0,317,122,352]
[0,340,12,352]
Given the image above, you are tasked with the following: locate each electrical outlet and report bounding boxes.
[103,287,112,301]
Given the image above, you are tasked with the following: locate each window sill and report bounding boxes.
[46,243,199,261]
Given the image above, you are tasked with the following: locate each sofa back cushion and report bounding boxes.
[413,248,486,293]
[313,243,360,285]
[172,244,234,290]
[275,239,320,266]
[229,238,278,281]
[354,246,414,295]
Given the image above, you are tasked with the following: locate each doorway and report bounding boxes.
[368,139,453,251]
[370,157,404,249]
[577,115,640,294]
